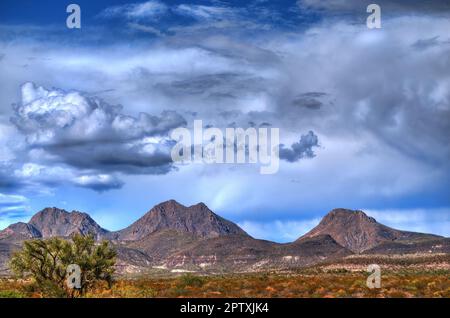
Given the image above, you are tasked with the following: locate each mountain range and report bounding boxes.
[0,200,448,275]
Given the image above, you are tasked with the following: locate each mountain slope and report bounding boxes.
[115,200,248,241]
[299,208,441,253]
[28,207,109,239]
[160,234,351,272]
[364,237,450,255]
[0,222,42,242]
[126,229,201,261]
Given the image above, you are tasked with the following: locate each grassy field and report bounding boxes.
[0,268,449,298]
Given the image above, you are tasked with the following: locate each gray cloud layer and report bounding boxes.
[0,7,449,207]
[2,81,319,193]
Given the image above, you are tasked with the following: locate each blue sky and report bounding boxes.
[0,0,449,242]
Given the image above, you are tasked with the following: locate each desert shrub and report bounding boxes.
[10,234,116,298]
[0,290,27,298]
[178,273,205,288]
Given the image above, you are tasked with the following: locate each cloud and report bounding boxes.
[411,36,450,51]
[11,162,124,192]
[0,82,189,193]
[127,22,164,36]
[238,218,321,243]
[72,174,124,192]
[0,7,449,231]
[11,82,186,176]
[100,0,168,20]
[292,92,327,110]
[364,208,450,237]
[97,1,282,36]
[0,156,30,192]
[0,193,27,205]
[297,0,450,15]
[279,131,320,162]
[14,82,186,142]
[154,72,267,98]
[174,4,240,21]
[0,193,30,224]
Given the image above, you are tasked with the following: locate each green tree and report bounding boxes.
[10,234,116,297]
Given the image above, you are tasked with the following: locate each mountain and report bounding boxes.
[299,208,441,253]
[0,222,42,242]
[28,207,110,239]
[162,234,351,272]
[0,223,41,275]
[115,200,248,241]
[364,237,450,254]
[0,203,448,276]
[126,229,202,261]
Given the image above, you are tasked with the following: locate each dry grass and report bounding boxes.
[0,269,449,298]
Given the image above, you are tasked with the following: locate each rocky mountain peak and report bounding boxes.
[299,208,439,253]
[0,222,42,241]
[116,200,248,241]
[321,209,377,225]
[28,207,109,239]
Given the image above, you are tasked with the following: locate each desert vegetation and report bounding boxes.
[8,235,116,297]
[0,269,448,298]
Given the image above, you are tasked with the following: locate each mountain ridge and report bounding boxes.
[29,207,110,240]
[114,200,248,241]
[0,202,448,275]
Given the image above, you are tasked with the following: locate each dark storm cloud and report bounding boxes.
[0,165,26,192]
[4,82,189,192]
[219,110,242,120]
[292,92,328,110]
[45,140,177,175]
[154,73,267,97]
[411,36,450,50]
[72,175,125,192]
[279,131,320,163]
